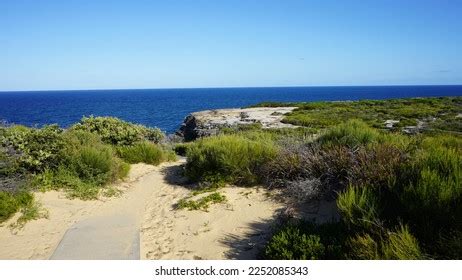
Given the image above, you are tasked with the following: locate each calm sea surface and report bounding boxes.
[0,86,461,133]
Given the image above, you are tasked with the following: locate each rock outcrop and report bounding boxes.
[177,107,298,141]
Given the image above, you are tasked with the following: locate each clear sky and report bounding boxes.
[1,0,461,91]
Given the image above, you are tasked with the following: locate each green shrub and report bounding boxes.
[49,168,101,200]
[0,146,20,176]
[185,135,277,185]
[319,119,382,147]
[382,225,424,260]
[420,134,462,151]
[264,221,347,260]
[72,116,164,146]
[398,139,461,245]
[31,130,130,200]
[347,233,380,260]
[405,139,460,208]
[337,185,379,230]
[71,146,117,184]
[63,130,130,183]
[116,141,165,165]
[61,129,104,151]
[347,226,423,260]
[0,191,34,223]
[1,125,65,172]
[264,225,325,260]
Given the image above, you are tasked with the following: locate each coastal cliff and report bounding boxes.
[176,107,298,141]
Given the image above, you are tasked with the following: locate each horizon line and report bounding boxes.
[2,83,462,93]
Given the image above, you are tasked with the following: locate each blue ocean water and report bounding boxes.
[0,86,461,133]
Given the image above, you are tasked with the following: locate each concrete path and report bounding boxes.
[50,214,140,259]
[50,161,184,260]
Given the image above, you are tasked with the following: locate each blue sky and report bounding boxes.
[1,0,461,91]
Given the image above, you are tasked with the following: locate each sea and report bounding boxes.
[0,85,461,134]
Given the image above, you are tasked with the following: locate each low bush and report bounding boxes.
[48,168,101,200]
[0,147,16,175]
[347,233,380,260]
[262,138,409,201]
[185,135,277,185]
[397,137,462,247]
[264,221,347,260]
[1,125,65,172]
[0,118,167,222]
[30,130,130,200]
[265,226,325,260]
[337,185,379,230]
[381,225,424,260]
[0,191,34,223]
[72,116,164,146]
[319,119,382,147]
[71,146,125,185]
[116,141,166,165]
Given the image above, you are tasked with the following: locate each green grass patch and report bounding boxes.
[176,192,227,211]
[0,191,44,227]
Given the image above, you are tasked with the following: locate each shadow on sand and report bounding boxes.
[219,218,280,260]
[160,162,195,189]
[158,160,336,260]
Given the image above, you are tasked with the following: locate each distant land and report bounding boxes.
[0,85,461,133]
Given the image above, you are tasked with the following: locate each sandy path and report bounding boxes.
[141,163,283,260]
[49,165,170,259]
[0,160,283,260]
[0,163,159,259]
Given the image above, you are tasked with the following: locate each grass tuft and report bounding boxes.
[176,192,227,211]
[185,135,277,185]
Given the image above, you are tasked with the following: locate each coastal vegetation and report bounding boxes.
[184,97,461,259]
[0,96,460,259]
[0,117,170,223]
[251,96,461,133]
[176,192,227,211]
[185,135,277,185]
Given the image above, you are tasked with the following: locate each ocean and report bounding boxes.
[0,85,461,133]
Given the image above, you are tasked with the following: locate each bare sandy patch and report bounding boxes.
[141,165,283,260]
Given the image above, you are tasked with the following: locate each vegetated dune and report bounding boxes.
[0,159,283,260]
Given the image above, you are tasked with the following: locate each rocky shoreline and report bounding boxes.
[176,107,298,141]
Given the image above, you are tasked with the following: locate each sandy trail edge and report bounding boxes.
[0,160,283,260]
[0,162,158,260]
[141,163,283,259]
